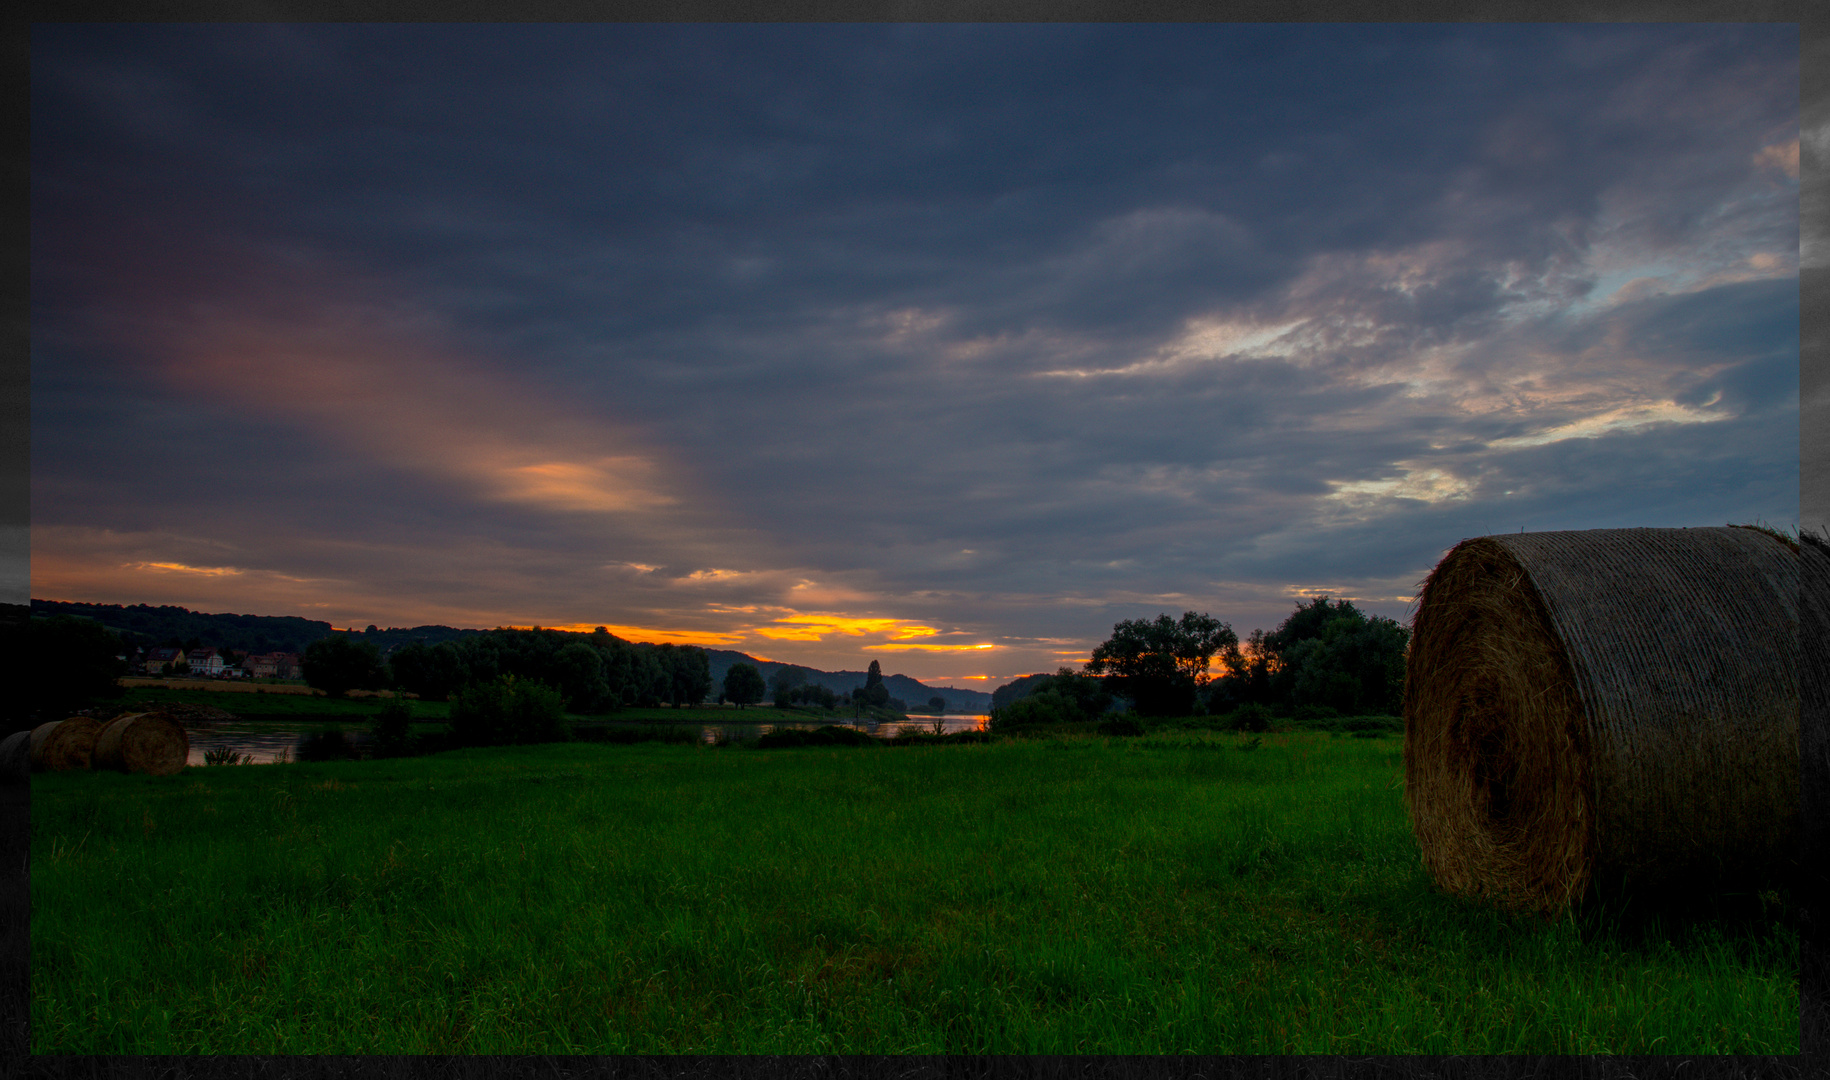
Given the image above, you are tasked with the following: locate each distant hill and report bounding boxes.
[28,599,486,656]
[27,599,1012,708]
[702,649,993,712]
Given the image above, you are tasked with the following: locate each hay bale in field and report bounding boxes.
[29,717,103,772]
[1801,532,1830,892]
[0,731,29,785]
[91,712,189,776]
[1404,526,1800,915]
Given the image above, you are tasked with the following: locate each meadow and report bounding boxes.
[29,730,1797,1054]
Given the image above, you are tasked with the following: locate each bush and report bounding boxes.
[1228,703,1273,733]
[370,698,413,757]
[449,676,569,747]
[988,669,1113,733]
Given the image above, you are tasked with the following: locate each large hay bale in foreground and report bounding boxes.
[92,712,189,776]
[1801,533,1830,892]
[30,717,102,772]
[1405,526,1799,914]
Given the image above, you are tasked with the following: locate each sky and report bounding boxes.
[29,23,1802,687]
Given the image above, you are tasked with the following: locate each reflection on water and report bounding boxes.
[183,714,992,764]
[698,714,990,744]
[185,726,317,766]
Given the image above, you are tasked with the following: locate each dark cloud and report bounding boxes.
[29,24,1799,679]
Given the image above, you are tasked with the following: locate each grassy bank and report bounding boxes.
[106,691,867,726]
[30,731,1795,1053]
[112,685,451,723]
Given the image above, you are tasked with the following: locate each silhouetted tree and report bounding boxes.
[1207,597,1408,717]
[861,660,890,706]
[723,662,766,709]
[769,665,810,707]
[1085,611,1236,717]
[23,615,127,721]
[389,641,467,701]
[302,635,388,698]
[655,644,713,706]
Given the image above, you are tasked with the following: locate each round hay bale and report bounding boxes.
[0,731,29,785]
[1801,532,1830,891]
[92,712,189,776]
[29,717,103,772]
[1404,526,1799,914]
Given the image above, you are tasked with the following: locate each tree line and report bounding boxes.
[721,659,941,716]
[3,613,724,724]
[994,597,1409,729]
[314,626,713,711]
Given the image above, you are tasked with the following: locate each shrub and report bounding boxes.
[1228,703,1273,733]
[371,698,413,757]
[988,670,1113,733]
[449,676,569,747]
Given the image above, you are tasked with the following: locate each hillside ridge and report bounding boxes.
[29,599,1000,709]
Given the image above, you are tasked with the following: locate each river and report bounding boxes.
[185,714,993,766]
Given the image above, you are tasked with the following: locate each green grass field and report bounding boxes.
[29,731,1796,1053]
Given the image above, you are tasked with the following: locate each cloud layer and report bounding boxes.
[31,24,1799,683]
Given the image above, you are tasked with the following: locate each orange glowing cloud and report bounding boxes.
[161,310,684,520]
[862,641,997,653]
[758,615,939,640]
[127,561,245,577]
[1753,138,1799,180]
[496,460,675,514]
[31,527,357,619]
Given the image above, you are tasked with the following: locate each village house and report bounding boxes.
[188,647,224,676]
[144,646,185,675]
[247,652,303,680]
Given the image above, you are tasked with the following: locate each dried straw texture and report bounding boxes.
[1802,533,1830,888]
[92,712,189,776]
[1405,526,1799,914]
[0,731,28,785]
[29,717,102,772]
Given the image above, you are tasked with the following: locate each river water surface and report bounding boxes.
[185,714,992,766]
